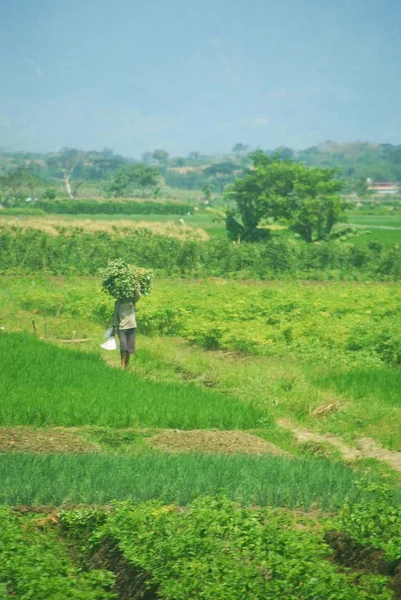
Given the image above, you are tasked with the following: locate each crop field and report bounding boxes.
[0,451,376,508]
[344,211,401,246]
[0,332,264,430]
[1,273,401,598]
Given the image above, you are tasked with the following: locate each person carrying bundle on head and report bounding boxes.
[100,259,154,369]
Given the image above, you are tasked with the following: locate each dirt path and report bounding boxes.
[278,419,401,473]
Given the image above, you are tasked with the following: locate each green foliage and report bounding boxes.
[6,276,401,369]
[3,275,401,449]
[4,226,401,279]
[297,141,401,182]
[105,164,159,197]
[0,165,43,205]
[314,367,401,408]
[35,198,193,215]
[226,151,345,242]
[0,507,115,599]
[100,258,153,300]
[347,322,401,366]
[85,498,392,599]
[335,482,401,562]
[43,187,57,199]
[203,161,239,192]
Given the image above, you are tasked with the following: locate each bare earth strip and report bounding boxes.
[0,427,286,456]
[0,427,101,454]
[147,430,288,455]
[278,419,401,473]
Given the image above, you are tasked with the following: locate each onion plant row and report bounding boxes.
[0,452,395,510]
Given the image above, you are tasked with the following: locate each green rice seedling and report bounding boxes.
[1,452,397,509]
[0,332,265,429]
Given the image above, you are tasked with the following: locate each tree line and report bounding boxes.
[1,141,400,202]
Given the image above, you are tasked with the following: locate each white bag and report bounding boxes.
[104,327,114,339]
[100,337,117,351]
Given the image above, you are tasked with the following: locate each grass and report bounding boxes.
[315,367,401,407]
[0,452,385,509]
[132,337,401,453]
[0,332,266,430]
[346,212,401,228]
[312,367,401,449]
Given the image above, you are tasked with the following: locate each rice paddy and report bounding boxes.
[0,332,265,430]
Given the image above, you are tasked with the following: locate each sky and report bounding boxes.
[1,0,401,157]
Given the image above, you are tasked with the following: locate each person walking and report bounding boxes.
[112,289,141,370]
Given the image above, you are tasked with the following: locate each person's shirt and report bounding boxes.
[113,292,141,330]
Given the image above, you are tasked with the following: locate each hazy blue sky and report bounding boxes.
[1,0,400,157]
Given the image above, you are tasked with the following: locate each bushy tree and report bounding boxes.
[226,151,345,242]
[204,161,239,193]
[106,164,160,197]
[0,166,43,205]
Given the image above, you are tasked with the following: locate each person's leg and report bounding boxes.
[118,330,128,369]
[125,328,136,369]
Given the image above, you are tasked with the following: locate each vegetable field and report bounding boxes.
[1,274,401,598]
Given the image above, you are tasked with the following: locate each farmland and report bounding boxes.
[2,1,401,591]
[4,205,401,243]
[1,271,401,597]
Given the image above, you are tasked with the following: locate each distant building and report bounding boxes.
[367,179,400,195]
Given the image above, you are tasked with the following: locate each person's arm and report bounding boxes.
[134,286,142,304]
[112,300,119,334]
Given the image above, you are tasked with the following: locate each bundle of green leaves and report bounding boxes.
[100,259,154,300]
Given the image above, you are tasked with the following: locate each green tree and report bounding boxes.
[204,161,238,193]
[105,168,131,197]
[106,164,160,197]
[226,151,345,242]
[152,149,169,165]
[0,166,43,205]
[286,164,346,242]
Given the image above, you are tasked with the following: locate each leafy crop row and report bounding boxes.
[2,227,401,279]
[1,492,399,599]
[15,276,401,368]
[0,507,115,599]
[60,497,395,599]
